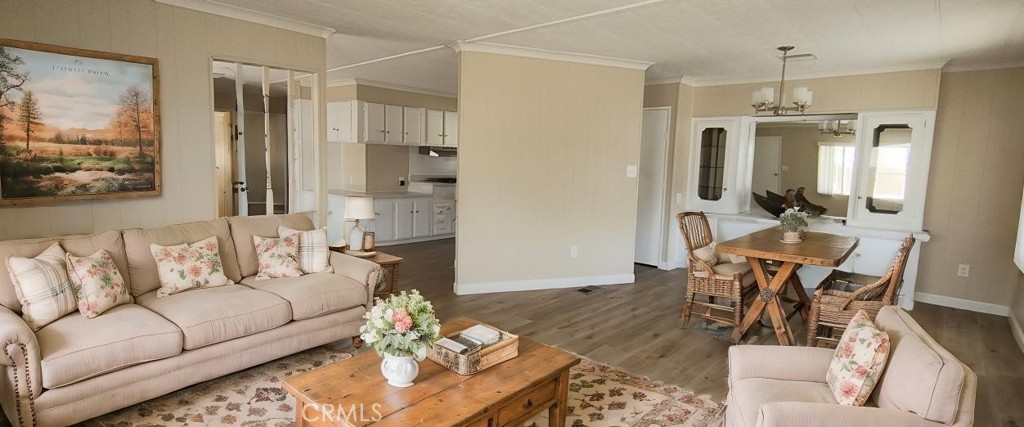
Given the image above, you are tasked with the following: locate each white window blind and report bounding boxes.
[817,143,856,196]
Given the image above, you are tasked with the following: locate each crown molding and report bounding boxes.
[327,77,457,99]
[684,61,947,87]
[451,41,653,71]
[942,59,1024,73]
[644,77,682,86]
[155,0,336,38]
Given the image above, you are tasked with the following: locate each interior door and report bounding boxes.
[364,102,386,143]
[213,112,234,217]
[635,108,671,266]
[385,104,403,144]
[752,136,782,196]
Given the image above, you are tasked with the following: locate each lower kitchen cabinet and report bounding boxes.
[374,197,443,244]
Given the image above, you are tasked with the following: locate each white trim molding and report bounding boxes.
[915,292,1009,316]
[155,0,336,38]
[326,77,457,98]
[450,42,653,71]
[454,274,635,295]
[1010,310,1024,355]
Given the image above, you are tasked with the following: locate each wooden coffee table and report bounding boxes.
[283,318,580,427]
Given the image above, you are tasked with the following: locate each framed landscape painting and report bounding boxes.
[0,39,160,206]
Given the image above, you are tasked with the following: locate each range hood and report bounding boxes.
[418,146,457,157]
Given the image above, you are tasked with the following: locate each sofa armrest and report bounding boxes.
[756,402,937,427]
[728,345,833,387]
[0,304,42,427]
[329,252,385,308]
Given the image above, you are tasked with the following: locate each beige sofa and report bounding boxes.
[726,306,977,427]
[0,214,383,427]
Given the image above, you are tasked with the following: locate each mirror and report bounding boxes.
[697,127,727,201]
[865,124,911,214]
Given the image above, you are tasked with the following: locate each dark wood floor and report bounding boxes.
[384,238,1024,427]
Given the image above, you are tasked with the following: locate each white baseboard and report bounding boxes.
[914,292,1009,316]
[454,274,635,295]
[1010,311,1024,355]
[374,234,454,247]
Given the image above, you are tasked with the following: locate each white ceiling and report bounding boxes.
[212,0,1024,95]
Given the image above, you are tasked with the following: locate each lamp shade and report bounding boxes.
[344,196,375,220]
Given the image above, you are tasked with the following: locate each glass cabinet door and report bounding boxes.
[686,117,745,213]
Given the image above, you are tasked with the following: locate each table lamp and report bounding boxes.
[344,196,377,257]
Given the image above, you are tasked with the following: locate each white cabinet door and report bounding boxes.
[373,200,395,242]
[443,111,458,146]
[384,104,403,144]
[426,109,445,146]
[685,117,745,214]
[327,195,346,245]
[326,102,341,142]
[395,199,414,240]
[363,102,386,144]
[413,199,432,237]
[336,101,355,143]
[403,107,425,145]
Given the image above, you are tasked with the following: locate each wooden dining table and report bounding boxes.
[716,227,859,345]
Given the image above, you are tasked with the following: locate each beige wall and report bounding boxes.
[753,125,853,215]
[1014,274,1024,338]
[918,67,1024,306]
[364,145,409,192]
[0,0,325,239]
[457,51,645,289]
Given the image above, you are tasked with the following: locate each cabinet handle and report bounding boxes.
[486,419,493,427]
[524,398,533,409]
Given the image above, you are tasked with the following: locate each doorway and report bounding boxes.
[635,107,671,267]
[213,111,234,217]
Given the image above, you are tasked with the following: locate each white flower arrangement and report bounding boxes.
[359,290,441,360]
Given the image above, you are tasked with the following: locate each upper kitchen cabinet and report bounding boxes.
[444,111,459,147]
[363,102,387,144]
[427,109,458,146]
[403,107,425,145]
[384,104,404,144]
[326,100,357,143]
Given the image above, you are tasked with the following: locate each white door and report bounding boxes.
[404,107,425,145]
[214,112,234,217]
[426,109,444,146]
[413,199,432,237]
[364,102,386,144]
[635,108,671,266]
[444,111,458,146]
[752,136,782,195]
[373,200,395,242]
[395,199,414,240]
[384,104,403,144]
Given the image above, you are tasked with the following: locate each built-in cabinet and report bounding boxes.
[433,201,455,235]
[369,196,452,244]
[325,100,456,146]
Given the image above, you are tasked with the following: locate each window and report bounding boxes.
[817,143,856,196]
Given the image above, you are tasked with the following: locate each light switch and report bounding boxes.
[781,165,790,171]
[626,165,638,178]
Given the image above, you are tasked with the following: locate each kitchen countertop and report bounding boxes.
[328,190,433,198]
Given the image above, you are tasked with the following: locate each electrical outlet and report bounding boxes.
[570,245,578,259]
[626,165,638,178]
[957,264,970,278]
[399,176,406,186]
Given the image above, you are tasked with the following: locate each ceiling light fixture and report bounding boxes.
[819,120,856,137]
[751,46,814,116]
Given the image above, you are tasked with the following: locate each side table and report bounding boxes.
[331,247,404,296]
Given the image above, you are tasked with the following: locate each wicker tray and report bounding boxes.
[427,324,519,375]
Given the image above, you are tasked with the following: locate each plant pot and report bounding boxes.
[381,353,419,387]
[781,231,803,244]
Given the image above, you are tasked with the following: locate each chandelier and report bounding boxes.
[819,120,856,136]
[751,46,814,115]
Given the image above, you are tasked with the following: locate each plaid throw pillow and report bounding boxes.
[278,226,333,274]
[7,243,78,330]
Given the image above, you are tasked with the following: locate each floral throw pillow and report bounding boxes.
[826,310,891,406]
[150,236,233,297]
[253,234,303,281]
[7,243,78,330]
[66,249,133,318]
[278,226,333,274]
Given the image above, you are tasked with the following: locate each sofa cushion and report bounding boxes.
[136,286,291,350]
[228,214,315,278]
[727,378,837,427]
[37,304,182,389]
[873,306,966,424]
[0,230,129,313]
[692,261,756,285]
[123,218,242,297]
[241,273,368,320]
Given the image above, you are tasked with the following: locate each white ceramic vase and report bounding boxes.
[781,230,803,244]
[380,353,419,387]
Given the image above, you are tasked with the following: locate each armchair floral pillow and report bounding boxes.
[66,249,132,317]
[150,236,233,297]
[826,310,891,406]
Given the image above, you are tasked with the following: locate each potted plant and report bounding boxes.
[359,290,441,387]
[779,208,809,244]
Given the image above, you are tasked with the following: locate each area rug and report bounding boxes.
[80,347,725,427]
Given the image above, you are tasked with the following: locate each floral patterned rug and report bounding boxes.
[79,346,724,427]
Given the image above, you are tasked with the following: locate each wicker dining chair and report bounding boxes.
[677,212,756,340]
[806,235,916,348]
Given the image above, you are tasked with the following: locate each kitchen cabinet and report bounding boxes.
[384,104,404,144]
[373,197,435,243]
[395,199,414,240]
[326,101,357,143]
[373,199,395,242]
[433,201,455,235]
[443,111,458,146]
[413,199,432,237]
[363,102,386,144]
[426,109,445,146]
[403,107,425,145]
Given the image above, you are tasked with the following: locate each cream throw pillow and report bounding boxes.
[150,236,233,297]
[253,234,304,281]
[66,249,133,318]
[7,243,77,330]
[826,310,891,406]
[692,244,719,267]
[278,226,333,274]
